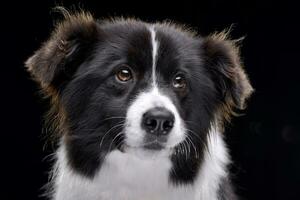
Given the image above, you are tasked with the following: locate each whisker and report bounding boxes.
[184,139,190,160]
[177,142,188,160]
[108,132,124,152]
[184,128,209,152]
[99,123,125,149]
[185,133,199,158]
[75,120,126,132]
[114,139,125,150]
[100,116,126,122]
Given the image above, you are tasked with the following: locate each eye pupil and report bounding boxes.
[173,75,186,89]
[116,67,132,82]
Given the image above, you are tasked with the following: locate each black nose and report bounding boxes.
[142,107,175,136]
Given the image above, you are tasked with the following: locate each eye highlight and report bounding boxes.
[115,65,133,82]
[173,74,187,90]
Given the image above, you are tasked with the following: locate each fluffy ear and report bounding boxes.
[202,32,253,119]
[25,10,99,93]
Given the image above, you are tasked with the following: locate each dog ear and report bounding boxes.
[25,10,99,93]
[202,31,253,119]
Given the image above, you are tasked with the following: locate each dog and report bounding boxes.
[26,10,253,200]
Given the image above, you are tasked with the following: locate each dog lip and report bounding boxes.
[123,141,167,151]
[142,136,167,150]
[143,141,164,150]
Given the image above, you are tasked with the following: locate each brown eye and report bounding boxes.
[173,74,187,89]
[116,66,133,82]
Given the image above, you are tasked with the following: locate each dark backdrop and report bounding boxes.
[2,0,300,199]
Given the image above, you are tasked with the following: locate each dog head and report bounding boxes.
[26,11,253,182]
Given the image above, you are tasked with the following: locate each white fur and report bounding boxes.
[52,127,229,200]
[149,25,159,87]
[195,126,230,199]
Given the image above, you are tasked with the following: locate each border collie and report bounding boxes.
[26,10,253,200]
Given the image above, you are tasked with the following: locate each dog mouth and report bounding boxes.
[141,134,168,150]
[123,132,171,151]
[124,140,167,151]
[142,139,165,150]
[121,143,173,159]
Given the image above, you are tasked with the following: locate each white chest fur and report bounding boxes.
[52,130,229,200]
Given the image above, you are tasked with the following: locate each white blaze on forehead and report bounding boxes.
[149,25,159,87]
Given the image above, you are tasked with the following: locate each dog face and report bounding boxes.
[26,12,252,184]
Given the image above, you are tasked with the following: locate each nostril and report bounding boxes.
[145,118,158,132]
[162,120,174,131]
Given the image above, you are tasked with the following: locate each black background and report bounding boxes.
[1,0,300,199]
